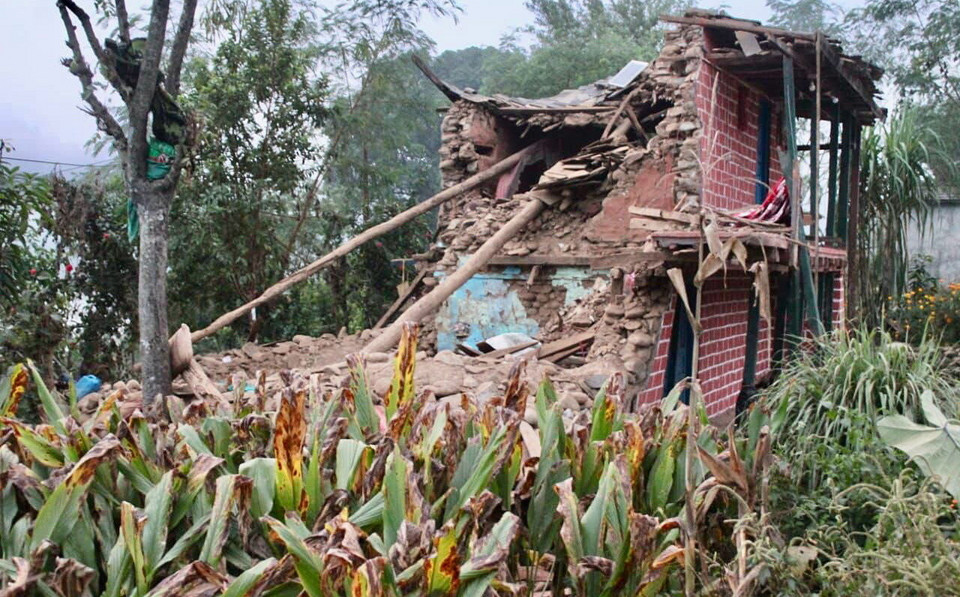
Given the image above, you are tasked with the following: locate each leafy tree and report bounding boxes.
[171,0,329,348]
[54,0,200,404]
[48,173,139,380]
[765,0,843,34]
[320,51,444,330]
[847,0,960,184]
[0,154,51,307]
[163,0,458,347]
[483,0,693,98]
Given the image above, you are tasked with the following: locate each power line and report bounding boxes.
[2,156,114,168]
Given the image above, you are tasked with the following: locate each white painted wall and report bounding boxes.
[907,202,960,282]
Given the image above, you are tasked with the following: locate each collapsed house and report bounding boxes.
[136,11,882,426]
[374,10,883,420]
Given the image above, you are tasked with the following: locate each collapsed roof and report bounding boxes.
[418,10,884,126]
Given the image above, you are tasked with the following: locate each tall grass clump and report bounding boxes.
[762,327,957,480]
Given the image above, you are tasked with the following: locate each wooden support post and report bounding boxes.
[825,103,840,237]
[811,34,821,242]
[362,199,547,354]
[782,54,825,338]
[836,112,853,241]
[185,143,544,344]
[372,268,429,330]
[846,124,862,323]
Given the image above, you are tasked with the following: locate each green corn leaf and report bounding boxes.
[120,501,148,596]
[424,521,460,596]
[382,448,408,549]
[263,516,325,597]
[26,360,67,438]
[349,491,385,529]
[460,512,520,596]
[201,417,234,461]
[199,474,248,567]
[554,477,584,581]
[223,558,277,597]
[646,437,679,513]
[177,425,214,457]
[239,458,276,519]
[154,513,212,570]
[141,471,174,576]
[31,435,121,550]
[335,439,370,492]
[347,355,379,438]
[1,418,65,467]
[103,532,133,597]
[445,426,508,522]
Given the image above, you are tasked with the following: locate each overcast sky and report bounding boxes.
[0,0,841,174]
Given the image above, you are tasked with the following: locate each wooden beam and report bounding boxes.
[487,254,593,267]
[498,106,614,115]
[628,206,699,224]
[816,35,884,122]
[372,268,429,330]
[538,330,595,362]
[836,111,852,240]
[589,251,669,269]
[363,199,547,354]
[660,14,817,41]
[846,123,862,323]
[186,143,546,344]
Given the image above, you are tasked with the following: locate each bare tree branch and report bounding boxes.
[115,0,131,42]
[57,2,128,153]
[129,0,170,178]
[59,0,131,102]
[165,0,198,97]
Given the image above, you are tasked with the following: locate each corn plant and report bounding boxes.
[0,325,754,596]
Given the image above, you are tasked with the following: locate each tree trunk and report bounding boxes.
[134,182,173,405]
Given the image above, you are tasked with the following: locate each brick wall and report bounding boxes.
[639,273,774,420]
[640,272,847,418]
[697,61,783,211]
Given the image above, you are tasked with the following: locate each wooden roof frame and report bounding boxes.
[661,14,885,124]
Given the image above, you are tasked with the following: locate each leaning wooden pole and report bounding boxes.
[363,199,546,354]
[186,144,542,344]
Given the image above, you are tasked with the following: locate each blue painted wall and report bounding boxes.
[434,264,608,351]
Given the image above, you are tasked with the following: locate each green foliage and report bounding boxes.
[762,327,959,483]
[847,0,960,186]
[854,109,950,329]
[0,160,51,306]
[0,324,772,595]
[171,0,331,348]
[765,0,843,34]
[499,0,691,97]
[878,392,960,499]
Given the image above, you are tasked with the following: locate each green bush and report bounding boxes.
[762,327,958,484]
